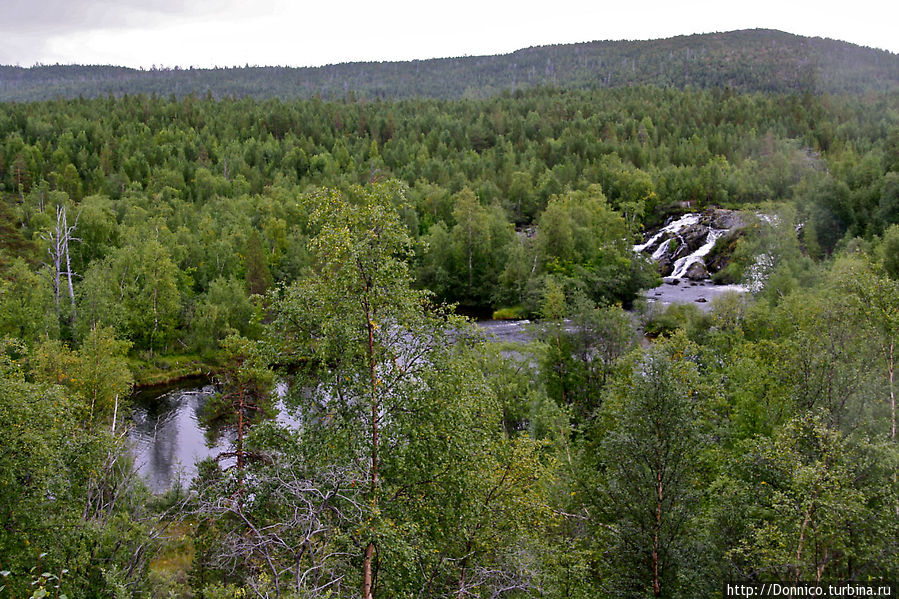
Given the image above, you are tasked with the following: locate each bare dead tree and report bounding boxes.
[191,457,365,599]
[41,204,80,327]
[72,430,182,596]
[431,548,540,599]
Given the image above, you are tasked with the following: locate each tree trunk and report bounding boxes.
[51,209,62,316]
[890,343,897,516]
[653,420,663,597]
[467,221,473,292]
[363,542,375,599]
[44,205,78,328]
[64,210,77,326]
[890,341,896,441]
[237,384,245,495]
[363,292,379,599]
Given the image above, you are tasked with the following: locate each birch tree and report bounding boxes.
[271,182,545,598]
[590,334,707,598]
[832,255,899,441]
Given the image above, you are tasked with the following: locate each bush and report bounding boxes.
[492,305,528,320]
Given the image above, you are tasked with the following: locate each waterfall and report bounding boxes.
[633,213,700,253]
[669,228,725,279]
[651,238,672,261]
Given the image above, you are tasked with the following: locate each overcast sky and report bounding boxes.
[1,0,896,68]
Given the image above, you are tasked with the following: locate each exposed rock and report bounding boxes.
[515,225,537,239]
[657,254,674,277]
[641,232,670,256]
[695,297,708,303]
[675,223,710,258]
[710,209,744,230]
[665,278,680,285]
[705,229,744,274]
[685,262,709,281]
[636,208,746,284]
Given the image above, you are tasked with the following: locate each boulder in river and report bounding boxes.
[657,253,675,277]
[685,261,709,281]
[710,209,745,230]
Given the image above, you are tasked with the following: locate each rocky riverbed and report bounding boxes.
[635,208,748,309]
[635,208,744,281]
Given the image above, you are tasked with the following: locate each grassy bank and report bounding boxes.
[128,352,223,388]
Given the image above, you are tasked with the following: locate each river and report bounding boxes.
[131,219,748,494]
[129,320,536,493]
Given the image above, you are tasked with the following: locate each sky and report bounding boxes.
[1,0,896,69]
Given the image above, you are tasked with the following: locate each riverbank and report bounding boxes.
[128,353,222,388]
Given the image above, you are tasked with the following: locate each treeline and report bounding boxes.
[1,29,898,102]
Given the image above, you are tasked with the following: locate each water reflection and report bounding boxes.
[130,321,537,493]
[130,384,227,493]
[129,381,297,493]
[131,325,536,494]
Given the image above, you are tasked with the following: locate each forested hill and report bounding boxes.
[1,29,897,101]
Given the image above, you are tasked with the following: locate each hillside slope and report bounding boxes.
[0,29,897,101]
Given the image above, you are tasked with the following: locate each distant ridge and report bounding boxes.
[1,29,897,101]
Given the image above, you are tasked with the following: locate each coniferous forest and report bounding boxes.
[1,29,899,599]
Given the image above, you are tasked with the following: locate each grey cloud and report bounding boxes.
[0,0,231,34]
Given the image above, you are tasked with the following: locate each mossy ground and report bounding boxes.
[128,353,222,387]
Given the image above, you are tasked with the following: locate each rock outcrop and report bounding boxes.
[634,208,744,282]
[685,261,709,281]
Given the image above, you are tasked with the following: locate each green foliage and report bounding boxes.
[71,194,119,273]
[0,360,152,598]
[584,334,711,598]
[643,301,708,339]
[0,83,894,330]
[418,188,514,306]
[830,253,899,439]
[202,334,274,466]
[261,183,551,597]
[31,325,133,428]
[0,257,57,343]
[70,325,133,427]
[728,413,899,581]
[243,229,273,297]
[189,277,256,353]
[77,238,181,351]
[538,292,637,422]
[880,223,899,280]
[490,305,526,320]
[0,41,897,599]
[535,186,660,306]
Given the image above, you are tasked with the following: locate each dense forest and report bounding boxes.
[2,29,898,102]
[1,34,899,598]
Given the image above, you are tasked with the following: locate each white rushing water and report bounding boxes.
[651,238,673,261]
[635,211,749,311]
[633,213,700,253]
[669,228,726,279]
[634,212,730,281]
